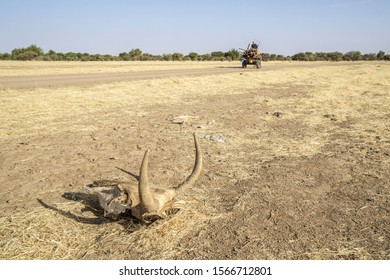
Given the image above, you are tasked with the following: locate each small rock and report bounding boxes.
[205,134,226,142]
[171,115,198,124]
[273,112,282,118]
[324,114,337,121]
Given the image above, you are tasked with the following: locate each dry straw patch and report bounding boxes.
[0,199,214,259]
[248,63,390,159]
[0,201,102,259]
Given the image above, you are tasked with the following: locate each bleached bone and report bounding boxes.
[85,133,202,223]
[171,116,199,125]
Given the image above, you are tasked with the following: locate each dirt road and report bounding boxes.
[0,66,260,89]
[0,62,353,89]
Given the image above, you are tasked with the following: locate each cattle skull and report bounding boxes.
[85,133,202,223]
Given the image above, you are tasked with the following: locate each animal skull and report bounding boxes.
[85,133,202,223]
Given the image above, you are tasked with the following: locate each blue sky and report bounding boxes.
[1,0,389,55]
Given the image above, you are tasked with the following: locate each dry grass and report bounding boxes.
[2,62,388,156]
[0,199,214,259]
[1,63,285,139]
[0,61,389,259]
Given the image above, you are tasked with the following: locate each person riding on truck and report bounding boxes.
[251,41,259,50]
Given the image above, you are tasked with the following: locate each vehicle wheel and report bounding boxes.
[242,61,247,68]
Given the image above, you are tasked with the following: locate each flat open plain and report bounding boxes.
[0,61,389,259]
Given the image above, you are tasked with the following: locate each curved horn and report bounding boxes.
[175,133,203,192]
[138,150,158,212]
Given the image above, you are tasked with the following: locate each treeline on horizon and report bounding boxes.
[1,44,389,62]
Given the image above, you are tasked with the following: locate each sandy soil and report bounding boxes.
[0,67,257,89]
[0,61,389,259]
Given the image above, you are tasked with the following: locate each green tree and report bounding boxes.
[211,51,224,59]
[11,48,23,59]
[140,53,161,61]
[172,52,183,61]
[64,52,78,61]
[261,53,270,61]
[198,54,211,61]
[80,53,91,61]
[0,53,11,60]
[304,52,315,61]
[15,50,35,60]
[188,52,198,61]
[327,52,343,61]
[129,48,142,60]
[12,44,44,60]
[292,52,307,61]
[119,52,131,61]
[315,52,328,61]
[26,44,44,57]
[45,50,60,61]
[224,49,240,61]
[343,51,362,61]
[162,53,173,61]
[377,50,385,60]
[363,53,376,61]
